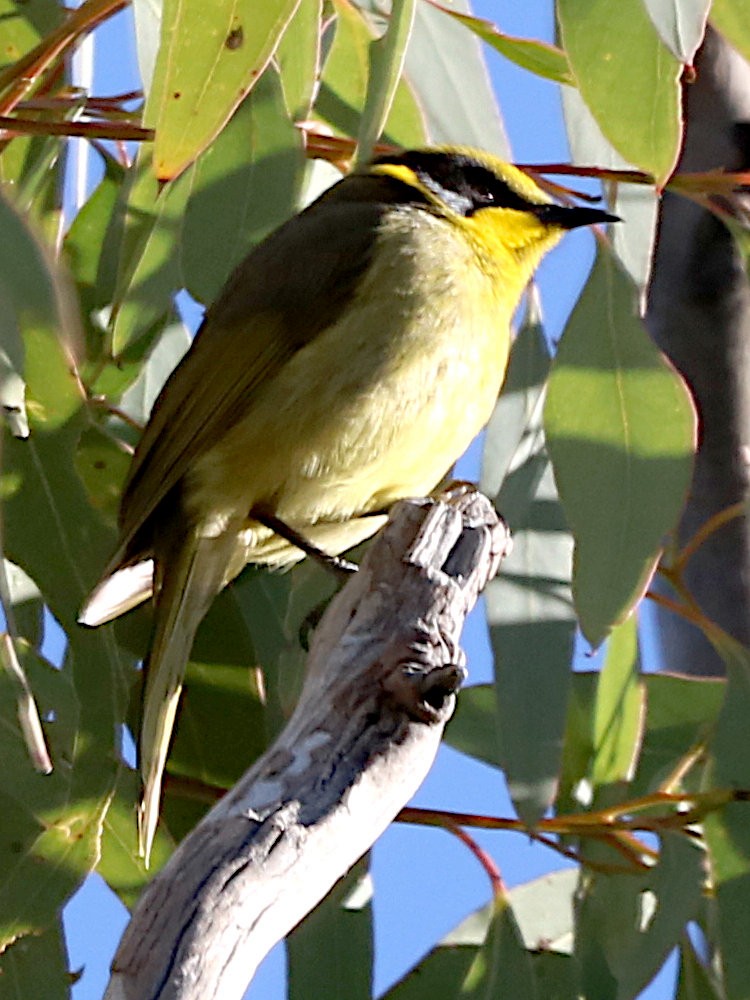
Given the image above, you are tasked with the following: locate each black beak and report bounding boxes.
[535,204,621,229]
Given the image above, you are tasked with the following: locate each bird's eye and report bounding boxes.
[473,185,496,205]
[463,166,530,212]
[462,168,499,206]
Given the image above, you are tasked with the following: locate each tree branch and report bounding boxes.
[647,27,750,673]
[104,487,509,1000]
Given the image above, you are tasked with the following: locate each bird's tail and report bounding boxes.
[138,532,235,865]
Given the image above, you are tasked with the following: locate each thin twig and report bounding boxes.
[0,0,128,116]
[674,501,747,572]
[444,820,505,895]
[646,585,713,633]
[0,115,153,141]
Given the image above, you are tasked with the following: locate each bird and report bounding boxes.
[79,145,616,862]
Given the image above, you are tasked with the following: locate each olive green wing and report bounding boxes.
[116,193,390,563]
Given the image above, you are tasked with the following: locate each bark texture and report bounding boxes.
[104,487,509,1000]
[647,28,750,673]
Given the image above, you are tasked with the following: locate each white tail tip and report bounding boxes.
[79,560,155,626]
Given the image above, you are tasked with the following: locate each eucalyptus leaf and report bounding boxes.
[544,246,697,648]
[558,0,682,186]
[276,0,321,121]
[132,0,163,94]
[703,635,750,1000]
[641,0,710,64]
[403,0,508,152]
[317,0,426,148]
[0,190,83,434]
[0,920,70,1000]
[427,3,572,84]
[181,68,305,305]
[119,319,191,424]
[145,0,301,180]
[110,150,192,354]
[590,617,644,788]
[288,860,373,1000]
[709,0,750,64]
[575,835,704,1000]
[676,933,723,999]
[482,306,575,825]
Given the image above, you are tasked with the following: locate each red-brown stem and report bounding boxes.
[444,821,505,896]
[0,115,152,141]
[0,0,128,116]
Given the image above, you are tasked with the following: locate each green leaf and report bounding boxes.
[590,617,644,788]
[501,868,577,953]
[91,314,181,408]
[62,159,125,360]
[641,0,710,63]
[232,566,296,737]
[356,0,417,163]
[181,68,306,305]
[1,414,134,942]
[385,945,476,998]
[544,246,697,648]
[557,0,682,186]
[119,319,191,424]
[460,892,536,999]
[703,636,750,1000]
[727,220,750,281]
[0,0,64,224]
[0,133,62,225]
[445,683,500,769]
[99,766,174,909]
[558,670,725,815]
[132,0,163,94]
[633,672,724,797]
[0,643,100,954]
[560,86,659,301]
[0,0,60,74]
[530,951,579,1000]
[609,184,660,307]
[3,422,114,623]
[710,0,750,63]
[261,560,340,731]
[403,0,508,153]
[0,188,83,435]
[110,151,192,354]
[231,566,293,676]
[645,0,711,64]
[276,0,321,121]
[557,671,597,816]
[288,860,373,1000]
[0,921,70,1000]
[167,584,268,791]
[384,870,577,999]
[676,933,723,1000]
[146,0,301,181]
[482,308,575,824]
[153,568,294,848]
[74,427,132,525]
[3,560,44,647]
[560,84,626,174]
[427,3,573,84]
[575,835,705,1000]
[0,645,77,811]
[316,0,426,148]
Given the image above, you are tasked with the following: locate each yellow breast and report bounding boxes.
[187,206,516,555]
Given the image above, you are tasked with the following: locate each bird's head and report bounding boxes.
[366,145,617,275]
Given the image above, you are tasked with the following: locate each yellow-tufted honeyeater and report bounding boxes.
[80,146,617,862]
